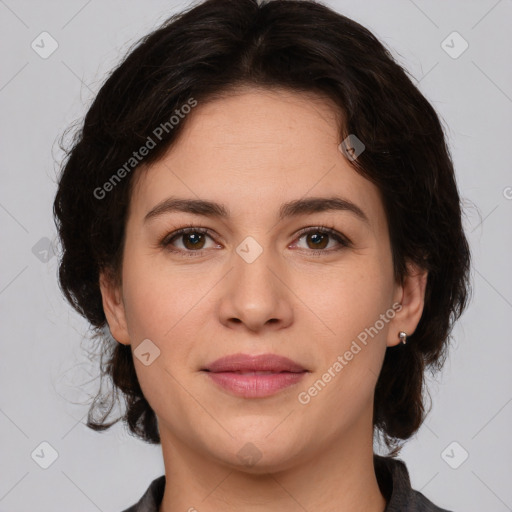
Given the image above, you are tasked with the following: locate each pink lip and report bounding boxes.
[202,353,308,398]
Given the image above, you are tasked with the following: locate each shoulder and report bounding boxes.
[408,488,454,512]
[374,454,454,512]
[120,475,166,512]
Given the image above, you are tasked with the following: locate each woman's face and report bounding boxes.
[101,87,425,472]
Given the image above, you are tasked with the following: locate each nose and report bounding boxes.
[217,246,294,333]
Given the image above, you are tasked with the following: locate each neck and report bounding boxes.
[158,417,387,512]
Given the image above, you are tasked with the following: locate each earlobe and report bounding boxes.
[98,270,131,345]
[387,262,428,347]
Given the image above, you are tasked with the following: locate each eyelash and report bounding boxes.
[160,223,352,257]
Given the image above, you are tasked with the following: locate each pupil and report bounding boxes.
[309,233,327,249]
[185,233,204,249]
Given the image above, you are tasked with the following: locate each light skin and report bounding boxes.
[100,86,427,512]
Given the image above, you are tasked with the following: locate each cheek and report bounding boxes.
[120,239,203,341]
[119,251,202,410]
[294,255,395,408]
[297,256,394,340]
[119,248,218,401]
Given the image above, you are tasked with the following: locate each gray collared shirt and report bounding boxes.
[121,455,453,511]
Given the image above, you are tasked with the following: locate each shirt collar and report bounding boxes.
[123,455,449,511]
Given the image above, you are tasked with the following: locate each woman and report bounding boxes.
[53,0,471,510]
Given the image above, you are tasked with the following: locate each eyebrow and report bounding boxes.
[144,196,369,225]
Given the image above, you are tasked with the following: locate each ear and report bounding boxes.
[99,270,130,345]
[387,262,428,347]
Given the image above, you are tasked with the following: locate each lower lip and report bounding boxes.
[204,371,307,398]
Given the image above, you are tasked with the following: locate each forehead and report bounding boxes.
[130,87,386,230]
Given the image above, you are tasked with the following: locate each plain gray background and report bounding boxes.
[1,0,511,510]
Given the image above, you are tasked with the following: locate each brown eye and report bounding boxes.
[180,232,206,250]
[304,231,329,250]
[162,227,216,254]
[294,227,351,253]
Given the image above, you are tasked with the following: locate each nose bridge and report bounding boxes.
[236,243,275,296]
[233,236,280,308]
[217,235,293,331]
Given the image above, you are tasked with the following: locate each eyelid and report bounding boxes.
[160,226,218,250]
[292,225,353,248]
[160,224,352,255]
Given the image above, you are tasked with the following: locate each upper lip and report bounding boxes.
[203,353,307,373]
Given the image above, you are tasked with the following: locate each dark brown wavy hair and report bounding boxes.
[53,0,471,454]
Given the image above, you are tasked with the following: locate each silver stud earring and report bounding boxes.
[399,331,407,345]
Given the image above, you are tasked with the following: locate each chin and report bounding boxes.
[208,431,307,475]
